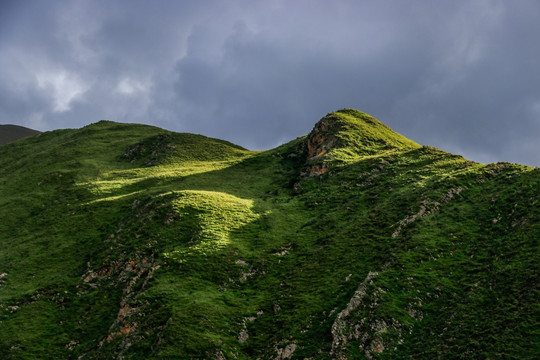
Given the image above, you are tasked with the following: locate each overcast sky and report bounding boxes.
[1,0,539,166]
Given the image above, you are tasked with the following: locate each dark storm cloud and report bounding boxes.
[1,0,539,165]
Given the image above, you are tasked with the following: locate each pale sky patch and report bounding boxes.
[116,77,151,96]
[36,70,88,112]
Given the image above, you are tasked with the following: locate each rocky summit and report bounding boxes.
[0,109,538,359]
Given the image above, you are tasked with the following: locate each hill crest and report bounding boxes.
[0,124,41,146]
[294,109,421,176]
[305,109,420,161]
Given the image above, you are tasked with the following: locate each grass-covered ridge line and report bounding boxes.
[0,110,538,359]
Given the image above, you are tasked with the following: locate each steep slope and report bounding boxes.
[0,110,538,359]
[304,109,419,160]
[0,124,41,145]
[294,109,420,176]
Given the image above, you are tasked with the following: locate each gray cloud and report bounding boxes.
[0,0,539,166]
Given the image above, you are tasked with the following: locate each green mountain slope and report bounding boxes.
[0,110,538,359]
[0,124,41,146]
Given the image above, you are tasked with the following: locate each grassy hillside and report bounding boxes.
[0,110,538,359]
[0,124,41,146]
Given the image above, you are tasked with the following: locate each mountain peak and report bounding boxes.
[300,109,420,175]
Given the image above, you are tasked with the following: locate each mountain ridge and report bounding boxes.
[0,124,41,146]
[0,110,537,359]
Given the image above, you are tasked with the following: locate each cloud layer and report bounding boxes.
[1,0,539,165]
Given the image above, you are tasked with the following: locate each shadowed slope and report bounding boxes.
[0,124,41,145]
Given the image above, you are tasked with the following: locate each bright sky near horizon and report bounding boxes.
[1,0,539,166]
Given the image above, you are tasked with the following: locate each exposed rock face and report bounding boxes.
[238,325,249,343]
[274,342,298,359]
[331,271,379,358]
[305,117,341,161]
[392,186,464,238]
[298,115,342,177]
[71,197,174,359]
[306,163,330,176]
[82,254,162,356]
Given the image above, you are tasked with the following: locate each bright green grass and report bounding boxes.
[315,109,420,162]
[0,110,538,359]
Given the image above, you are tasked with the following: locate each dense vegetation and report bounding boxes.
[0,110,538,359]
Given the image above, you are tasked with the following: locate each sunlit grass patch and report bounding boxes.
[164,190,260,261]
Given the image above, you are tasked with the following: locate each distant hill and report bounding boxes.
[0,110,538,359]
[0,124,41,145]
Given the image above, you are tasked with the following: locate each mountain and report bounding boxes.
[0,124,41,146]
[0,110,538,359]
